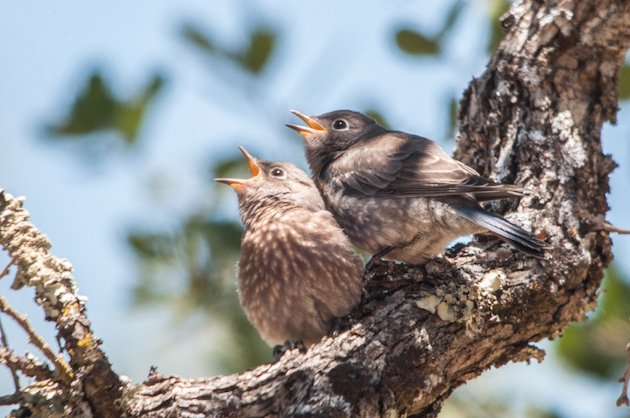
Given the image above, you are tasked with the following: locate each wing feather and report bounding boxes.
[333,132,529,200]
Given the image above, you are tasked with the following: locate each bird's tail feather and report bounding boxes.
[455,206,545,258]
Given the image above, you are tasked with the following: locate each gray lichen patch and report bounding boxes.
[479,271,506,294]
[415,295,440,314]
[414,281,482,335]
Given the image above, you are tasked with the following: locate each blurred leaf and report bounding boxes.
[437,0,465,41]
[181,23,216,56]
[46,73,116,136]
[556,265,630,379]
[181,22,276,74]
[364,109,390,129]
[598,265,630,318]
[200,220,243,261]
[237,28,275,74]
[525,407,564,418]
[46,70,165,145]
[219,313,273,372]
[487,0,511,53]
[619,64,630,100]
[128,231,176,261]
[213,157,249,180]
[116,75,165,144]
[395,28,440,56]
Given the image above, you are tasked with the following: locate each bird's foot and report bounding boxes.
[366,246,394,271]
[272,339,306,361]
[365,256,383,271]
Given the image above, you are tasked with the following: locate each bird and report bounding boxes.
[215,146,364,348]
[286,109,545,265]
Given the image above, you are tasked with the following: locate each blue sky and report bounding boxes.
[1,1,629,417]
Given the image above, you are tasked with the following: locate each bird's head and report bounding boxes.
[287,109,384,175]
[215,147,324,224]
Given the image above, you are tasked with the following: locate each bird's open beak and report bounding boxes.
[238,146,261,177]
[286,110,327,137]
[214,146,262,192]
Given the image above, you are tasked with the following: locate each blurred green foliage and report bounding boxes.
[181,23,276,74]
[487,0,511,53]
[46,71,165,145]
[395,28,441,56]
[619,65,630,100]
[364,109,390,129]
[557,265,630,379]
[394,0,464,57]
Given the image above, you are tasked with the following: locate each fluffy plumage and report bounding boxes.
[287,110,545,263]
[216,147,364,346]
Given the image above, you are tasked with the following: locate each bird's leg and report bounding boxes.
[272,341,291,360]
[272,339,306,361]
[293,340,306,353]
[366,246,394,270]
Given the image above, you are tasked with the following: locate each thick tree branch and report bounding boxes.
[1,0,629,416]
[127,0,629,415]
[0,192,125,417]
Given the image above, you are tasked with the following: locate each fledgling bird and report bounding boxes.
[215,146,364,347]
[287,109,545,264]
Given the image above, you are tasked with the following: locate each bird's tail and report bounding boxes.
[455,206,545,258]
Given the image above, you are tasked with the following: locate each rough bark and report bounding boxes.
[1,0,629,416]
[0,193,125,418]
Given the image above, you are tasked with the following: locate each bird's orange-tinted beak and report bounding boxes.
[214,146,262,192]
[238,146,261,177]
[286,110,327,137]
[214,177,247,192]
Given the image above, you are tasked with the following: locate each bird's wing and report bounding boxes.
[335,132,528,199]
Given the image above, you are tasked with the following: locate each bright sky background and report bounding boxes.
[1,1,629,417]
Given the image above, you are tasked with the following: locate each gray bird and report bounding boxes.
[215,146,364,347]
[286,110,545,265]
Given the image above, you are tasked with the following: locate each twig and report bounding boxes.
[0,346,54,381]
[603,223,630,235]
[0,296,73,384]
[0,315,20,391]
[617,341,630,407]
[0,392,21,406]
[0,257,14,280]
[589,215,630,235]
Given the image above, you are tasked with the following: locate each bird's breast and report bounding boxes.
[236,211,363,346]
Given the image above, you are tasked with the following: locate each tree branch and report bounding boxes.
[127,0,630,415]
[0,191,125,417]
[0,346,55,382]
[0,315,21,392]
[1,0,629,416]
[0,296,73,384]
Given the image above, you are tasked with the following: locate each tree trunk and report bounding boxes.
[1,0,629,417]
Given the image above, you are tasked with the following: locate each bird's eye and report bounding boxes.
[270,168,285,177]
[333,119,348,130]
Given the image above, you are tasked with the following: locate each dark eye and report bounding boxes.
[333,119,348,130]
[270,168,285,177]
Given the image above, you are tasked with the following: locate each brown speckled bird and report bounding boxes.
[215,147,364,347]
